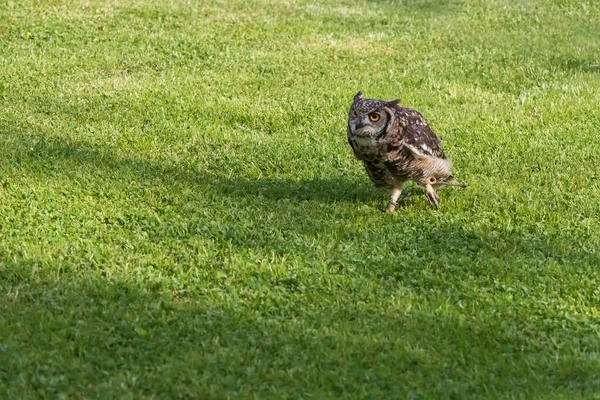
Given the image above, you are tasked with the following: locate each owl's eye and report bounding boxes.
[369,113,380,122]
[351,111,358,118]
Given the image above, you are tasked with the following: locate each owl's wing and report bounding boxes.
[401,124,446,159]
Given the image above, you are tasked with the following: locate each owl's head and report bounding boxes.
[348,91,399,138]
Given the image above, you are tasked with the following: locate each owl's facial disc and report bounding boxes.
[349,109,387,137]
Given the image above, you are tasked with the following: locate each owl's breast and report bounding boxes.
[348,135,387,161]
[351,136,378,147]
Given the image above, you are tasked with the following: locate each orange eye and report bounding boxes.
[369,113,380,122]
[351,111,357,118]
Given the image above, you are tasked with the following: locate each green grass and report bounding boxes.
[1,0,600,398]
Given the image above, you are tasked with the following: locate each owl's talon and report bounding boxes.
[427,194,439,208]
[424,186,440,208]
[385,200,397,213]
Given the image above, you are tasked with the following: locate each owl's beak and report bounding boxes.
[355,121,366,130]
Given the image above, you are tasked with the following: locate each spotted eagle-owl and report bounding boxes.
[347,92,465,211]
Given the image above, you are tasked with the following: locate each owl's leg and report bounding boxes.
[385,185,408,212]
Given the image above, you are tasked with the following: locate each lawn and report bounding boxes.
[1,0,600,398]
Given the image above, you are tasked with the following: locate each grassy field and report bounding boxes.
[1,0,600,398]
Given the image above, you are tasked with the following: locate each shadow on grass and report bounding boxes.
[1,260,599,399]
[365,0,456,16]
[0,126,379,205]
[549,55,600,75]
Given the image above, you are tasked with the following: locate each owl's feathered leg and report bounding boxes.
[385,186,406,212]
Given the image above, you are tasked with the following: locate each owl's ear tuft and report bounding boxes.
[386,99,400,107]
[354,91,363,101]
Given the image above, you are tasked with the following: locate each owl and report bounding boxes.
[347,91,465,211]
